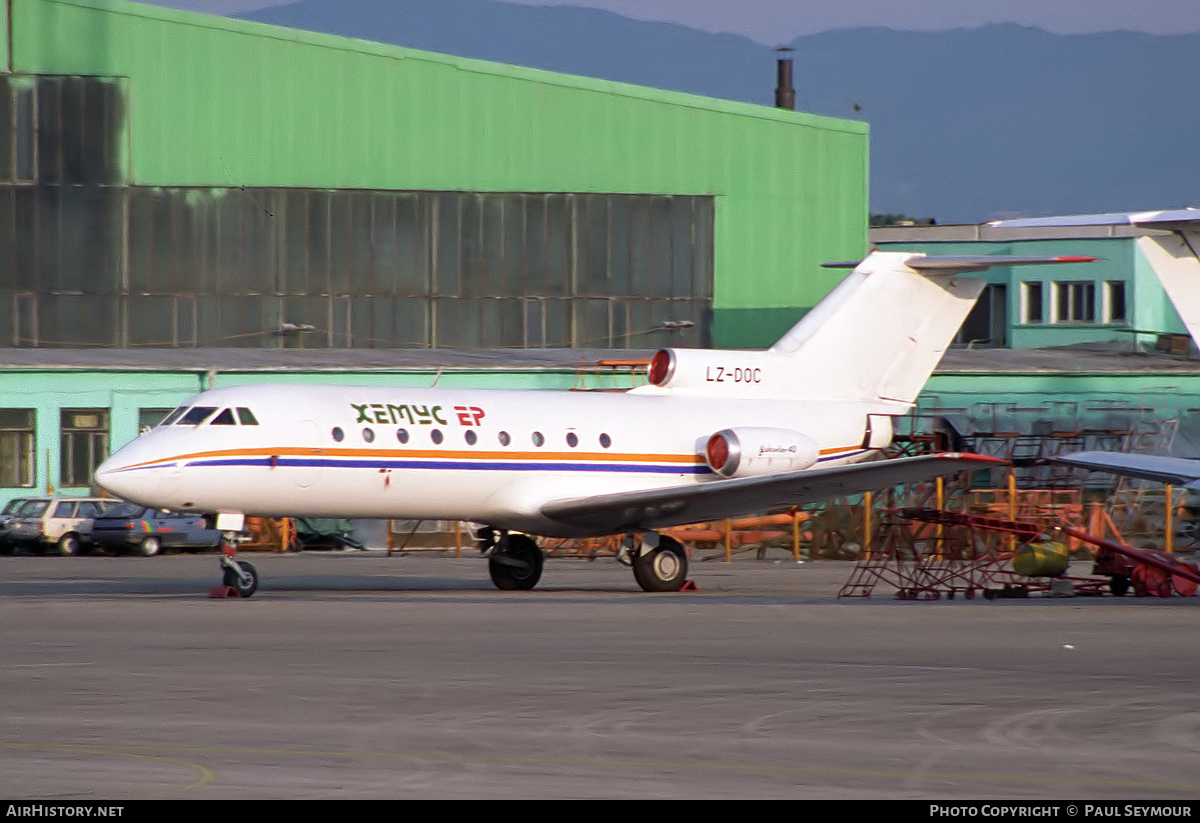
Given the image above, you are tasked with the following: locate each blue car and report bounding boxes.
[90,504,222,556]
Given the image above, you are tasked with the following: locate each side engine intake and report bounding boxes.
[704,427,820,478]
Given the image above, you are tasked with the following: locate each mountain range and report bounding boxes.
[240,0,1198,224]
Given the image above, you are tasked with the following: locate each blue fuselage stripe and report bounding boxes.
[187,457,713,474]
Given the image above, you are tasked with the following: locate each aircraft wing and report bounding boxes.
[540,453,1005,534]
[1054,451,1200,488]
[989,209,1200,230]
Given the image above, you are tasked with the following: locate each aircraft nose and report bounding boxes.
[93,454,130,499]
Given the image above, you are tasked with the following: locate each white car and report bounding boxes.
[7,497,123,556]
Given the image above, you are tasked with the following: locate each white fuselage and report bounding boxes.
[96,382,882,537]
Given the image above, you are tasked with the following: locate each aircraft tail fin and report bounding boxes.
[767,252,1095,406]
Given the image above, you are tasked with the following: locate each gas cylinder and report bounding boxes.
[1011,541,1070,577]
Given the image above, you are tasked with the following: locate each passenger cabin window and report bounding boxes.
[210,409,237,426]
[178,406,218,426]
[236,408,259,425]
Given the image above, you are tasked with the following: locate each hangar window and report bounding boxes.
[139,409,174,433]
[60,409,109,488]
[1104,281,1127,323]
[1053,281,1095,323]
[0,409,36,488]
[1020,282,1043,324]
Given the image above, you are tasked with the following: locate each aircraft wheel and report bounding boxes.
[488,534,543,591]
[633,536,688,592]
[223,560,258,598]
[1109,574,1130,597]
[137,536,162,557]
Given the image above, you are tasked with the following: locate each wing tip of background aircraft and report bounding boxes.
[820,254,1098,273]
[988,208,1200,229]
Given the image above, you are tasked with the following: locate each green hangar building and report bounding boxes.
[0,0,868,351]
[0,0,869,501]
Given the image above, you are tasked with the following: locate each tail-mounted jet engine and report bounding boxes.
[704,427,820,478]
[647,348,791,396]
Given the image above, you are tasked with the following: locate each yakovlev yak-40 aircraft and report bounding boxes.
[95,251,1094,596]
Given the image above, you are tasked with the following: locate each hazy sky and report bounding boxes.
[146,0,1200,43]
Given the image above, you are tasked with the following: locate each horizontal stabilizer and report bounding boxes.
[1054,451,1200,488]
[541,453,1005,534]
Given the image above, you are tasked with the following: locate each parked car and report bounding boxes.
[7,496,123,556]
[0,497,38,555]
[90,503,222,556]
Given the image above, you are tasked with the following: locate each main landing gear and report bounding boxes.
[479,529,545,590]
[478,528,689,592]
[619,532,689,592]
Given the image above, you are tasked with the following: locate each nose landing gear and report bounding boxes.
[212,526,258,598]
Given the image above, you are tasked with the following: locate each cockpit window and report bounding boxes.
[210,408,237,426]
[178,406,218,426]
[236,408,258,426]
[160,406,188,426]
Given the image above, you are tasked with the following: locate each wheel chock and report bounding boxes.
[209,585,243,598]
[680,579,698,592]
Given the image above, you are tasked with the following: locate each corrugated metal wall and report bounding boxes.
[3,0,869,348]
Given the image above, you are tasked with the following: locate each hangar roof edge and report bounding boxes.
[65,0,867,135]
